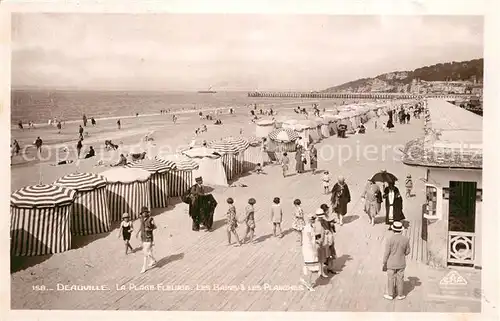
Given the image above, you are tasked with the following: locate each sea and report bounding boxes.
[10,90,260,124]
[10,89,349,125]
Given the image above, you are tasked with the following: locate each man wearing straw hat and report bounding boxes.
[136,206,157,274]
[382,221,410,300]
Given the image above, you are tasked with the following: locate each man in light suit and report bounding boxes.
[383,221,410,300]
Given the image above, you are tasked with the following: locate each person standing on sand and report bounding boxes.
[291,199,305,245]
[117,119,121,130]
[18,120,24,131]
[76,138,83,158]
[295,147,304,174]
[136,207,157,274]
[383,221,410,300]
[34,136,43,155]
[281,152,290,177]
[362,179,382,226]
[309,144,318,174]
[83,114,87,127]
[78,125,84,140]
[91,117,96,126]
[57,121,62,134]
[386,110,395,131]
[13,139,21,156]
[300,213,320,291]
[331,176,351,226]
[225,198,242,246]
[270,197,283,238]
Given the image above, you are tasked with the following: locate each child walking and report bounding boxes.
[281,153,290,177]
[271,197,283,238]
[322,171,331,194]
[291,199,305,244]
[405,174,413,198]
[226,198,242,246]
[118,213,134,254]
[255,163,263,174]
[241,198,256,243]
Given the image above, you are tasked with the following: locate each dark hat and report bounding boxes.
[140,206,150,214]
[195,176,203,182]
[248,198,256,205]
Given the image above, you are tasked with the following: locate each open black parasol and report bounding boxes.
[371,170,398,184]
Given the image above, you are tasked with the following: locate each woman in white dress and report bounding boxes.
[300,212,320,291]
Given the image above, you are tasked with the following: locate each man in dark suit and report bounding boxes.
[187,177,205,231]
[383,221,410,300]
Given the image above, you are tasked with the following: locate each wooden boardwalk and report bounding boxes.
[10,117,479,312]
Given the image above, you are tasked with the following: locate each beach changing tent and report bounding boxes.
[155,153,199,197]
[255,119,275,138]
[54,172,110,236]
[100,167,151,221]
[208,136,249,181]
[126,158,176,209]
[182,147,228,187]
[10,184,76,256]
[299,119,321,142]
[315,117,330,138]
[242,136,265,172]
[268,128,299,152]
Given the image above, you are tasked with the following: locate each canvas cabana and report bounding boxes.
[155,153,199,197]
[268,128,300,152]
[255,119,275,138]
[208,136,249,181]
[126,158,176,209]
[314,117,330,138]
[242,136,265,172]
[54,172,110,236]
[182,147,228,187]
[10,184,76,256]
[100,167,151,221]
[299,119,321,142]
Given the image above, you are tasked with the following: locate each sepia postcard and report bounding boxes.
[0,1,498,320]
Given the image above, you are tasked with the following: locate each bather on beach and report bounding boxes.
[111,154,128,167]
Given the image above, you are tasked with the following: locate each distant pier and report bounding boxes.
[247,91,472,100]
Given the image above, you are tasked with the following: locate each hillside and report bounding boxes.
[322,58,483,93]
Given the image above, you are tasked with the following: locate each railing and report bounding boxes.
[247,91,471,100]
[448,231,475,265]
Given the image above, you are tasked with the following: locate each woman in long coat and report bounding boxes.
[295,147,305,174]
[309,144,318,174]
[386,110,394,130]
[331,176,351,226]
[383,181,405,229]
[362,179,382,226]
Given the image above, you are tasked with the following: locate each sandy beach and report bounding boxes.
[10,101,480,312]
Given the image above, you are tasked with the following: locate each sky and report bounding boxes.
[11,14,483,91]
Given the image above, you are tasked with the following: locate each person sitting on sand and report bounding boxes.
[112,154,128,167]
[51,159,74,166]
[130,152,147,161]
[357,124,366,134]
[85,146,95,159]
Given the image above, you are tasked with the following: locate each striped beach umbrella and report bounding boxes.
[10,184,77,256]
[208,136,249,154]
[101,167,151,221]
[268,128,300,143]
[126,159,176,209]
[54,173,110,236]
[268,128,299,153]
[155,154,198,197]
[209,137,249,179]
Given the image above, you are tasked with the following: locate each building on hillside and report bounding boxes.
[401,99,482,269]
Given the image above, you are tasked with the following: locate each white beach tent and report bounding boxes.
[299,119,321,142]
[255,119,275,138]
[314,117,330,138]
[182,147,228,187]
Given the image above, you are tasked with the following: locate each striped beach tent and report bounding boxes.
[100,168,151,221]
[242,136,264,172]
[255,119,275,138]
[182,147,228,187]
[314,117,330,138]
[155,153,199,197]
[208,136,249,180]
[54,173,110,236]
[268,128,299,152]
[10,184,76,256]
[126,159,176,209]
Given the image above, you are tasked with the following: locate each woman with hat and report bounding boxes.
[362,179,382,226]
[186,176,205,231]
[117,212,134,255]
[331,176,351,226]
[300,212,320,291]
[320,203,337,274]
[383,181,405,230]
[315,206,336,277]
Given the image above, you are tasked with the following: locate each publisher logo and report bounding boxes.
[439,270,468,286]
